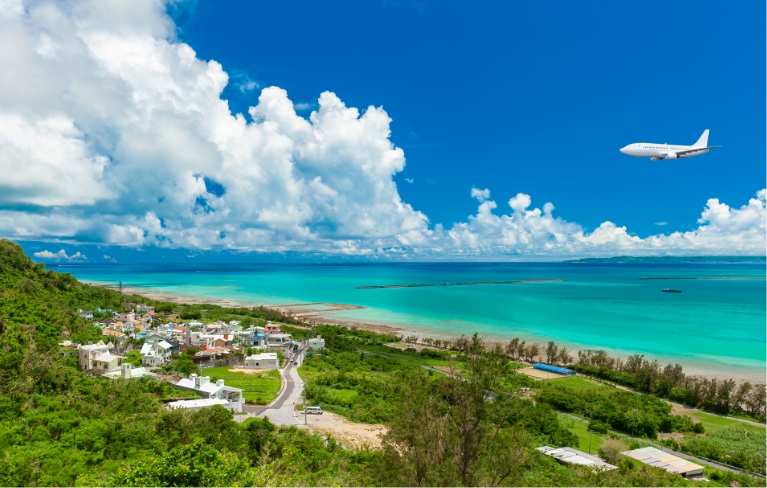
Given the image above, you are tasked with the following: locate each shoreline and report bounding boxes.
[92,282,765,383]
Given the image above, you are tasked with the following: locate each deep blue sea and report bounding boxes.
[58,262,766,381]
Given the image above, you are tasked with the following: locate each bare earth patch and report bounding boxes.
[228,368,274,375]
[670,403,703,423]
[518,367,566,380]
[659,432,686,441]
[302,411,386,450]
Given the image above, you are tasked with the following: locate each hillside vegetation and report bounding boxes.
[0,239,763,486]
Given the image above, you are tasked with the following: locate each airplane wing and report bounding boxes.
[675,145,721,156]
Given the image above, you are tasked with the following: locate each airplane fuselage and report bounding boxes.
[620,130,718,161]
[619,143,709,161]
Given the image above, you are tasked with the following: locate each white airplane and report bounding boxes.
[620,130,720,161]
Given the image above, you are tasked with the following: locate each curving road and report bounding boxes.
[237,346,310,428]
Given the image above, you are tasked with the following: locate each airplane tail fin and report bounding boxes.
[693,129,709,148]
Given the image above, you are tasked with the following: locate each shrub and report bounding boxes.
[588,420,610,434]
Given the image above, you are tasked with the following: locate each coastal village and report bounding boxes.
[65,302,325,413]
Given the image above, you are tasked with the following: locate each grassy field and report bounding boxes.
[205,367,282,405]
[684,410,766,435]
[557,413,605,454]
[554,375,610,392]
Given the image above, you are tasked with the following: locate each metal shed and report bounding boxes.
[534,363,576,376]
[622,447,704,477]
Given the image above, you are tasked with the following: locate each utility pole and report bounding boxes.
[303,389,307,425]
[119,281,123,299]
[632,409,636,438]
[659,430,663,452]
[588,430,592,455]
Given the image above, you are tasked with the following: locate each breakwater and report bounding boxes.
[442,279,566,286]
[358,279,565,289]
[357,284,434,289]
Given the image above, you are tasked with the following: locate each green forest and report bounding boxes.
[0,239,764,487]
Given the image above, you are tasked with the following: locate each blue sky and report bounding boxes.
[175,0,765,236]
[1,0,765,262]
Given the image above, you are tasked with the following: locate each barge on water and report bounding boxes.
[662,288,682,293]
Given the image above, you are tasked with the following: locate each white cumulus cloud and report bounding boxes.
[33,249,87,260]
[0,0,764,260]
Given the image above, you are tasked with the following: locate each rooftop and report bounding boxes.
[247,353,278,360]
[536,446,617,471]
[166,398,229,409]
[93,353,122,362]
[79,341,114,350]
[622,447,704,476]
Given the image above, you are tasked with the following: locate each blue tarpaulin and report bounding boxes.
[533,363,575,376]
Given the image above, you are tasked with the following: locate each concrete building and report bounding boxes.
[307,336,325,350]
[114,311,135,322]
[77,309,94,320]
[243,353,279,370]
[264,322,281,335]
[78,341,115,370]
[622,447,704,477]
[141,340,173,367]
[173,374,245,412]
[183,329,203,346]
[267,333,293,350]
[91,353,124,373]
[166,398,231,411]
[103,363,156,380]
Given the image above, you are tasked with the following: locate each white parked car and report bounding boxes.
[305,406,323,415]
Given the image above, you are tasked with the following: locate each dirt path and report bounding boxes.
[302,411,386,450]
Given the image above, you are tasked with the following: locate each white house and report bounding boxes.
[78,341,115,370]
[307,336,325,350]
[267,333,293,350]
[183,329,203,346]
[91,352,124,373]
[243,353,279,370]
[140,340,173,367]
[135,304,155,313]
[114,311,135,322]
[103,363,156,380]
[173,374,245,412]
[77,309,94,320]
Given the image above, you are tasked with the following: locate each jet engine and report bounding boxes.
[663,152,678,160]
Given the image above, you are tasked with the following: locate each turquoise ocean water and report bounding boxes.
[59,262,766,381]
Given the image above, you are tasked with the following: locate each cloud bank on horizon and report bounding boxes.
[1,0,765,260]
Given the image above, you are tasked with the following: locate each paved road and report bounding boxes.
[237,346,310,428]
